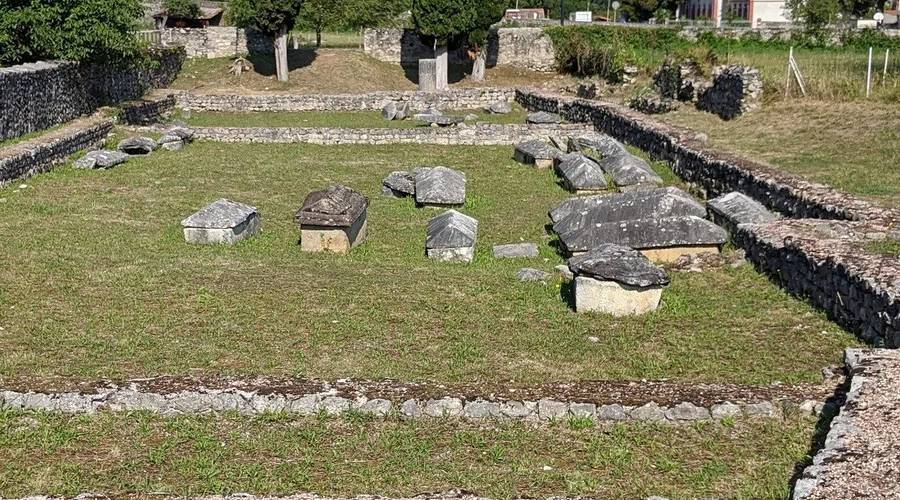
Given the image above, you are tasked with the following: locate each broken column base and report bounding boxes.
[575,276,663,316]
[641,245,720,263]
[300,214,367,254]
[183,214,261,245]
[427,246,475,263]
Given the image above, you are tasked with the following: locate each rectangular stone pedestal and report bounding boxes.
[427,246,474,263]
[575,276,663,316]
[301,212,367,254]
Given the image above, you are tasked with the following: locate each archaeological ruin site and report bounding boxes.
[0,1,899,498]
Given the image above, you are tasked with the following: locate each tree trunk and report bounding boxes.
[275,25,289,82]
[435,43,449,91]
[316,28,322,48]
[471,50,486,82]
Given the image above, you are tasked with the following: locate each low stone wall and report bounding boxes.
[176,88,517,112]
[119,93,177,125]
[159,27,272,58]
[192,124,589,146]
[696,65,763,120]
[0,48,184,142]
[363,27,556,72]
[794,349,900,498]
[514,89,897,223]
[0,376,829,422]
[0,114,114,186]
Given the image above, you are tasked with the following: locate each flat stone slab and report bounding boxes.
[513,140,562,168]
[486,101,512,114]
[568,244,670,288]
[526,111,562,124]
[74,150,129,169]
[181,198,261,245]
[550,187,706,234]
[708,191,778,229]
[417,114,464,127]
[415,166,466,207]
[296,185,369,228]
[517,268,551,282]
[117,136,158,155]
[559,215,728,254]
[426,210,477,263]
[600,152,663,190]
[569,132,629,158]
[382,170,417,197]
[493,243,539,258]
[556,154,608,192]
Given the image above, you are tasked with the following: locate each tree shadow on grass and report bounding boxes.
[248,48,318,78]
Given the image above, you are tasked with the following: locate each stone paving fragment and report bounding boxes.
[492,242,539,258]
[296,185,369,254]
[526,111,562,124]
[426,209,478,263]
[486,101,512,114]
[74,150,129,170]
[181,198,261,245]
[415,166,466,207]
[517,268,551,283]
[417,114,464,127]
[549,187,704,227]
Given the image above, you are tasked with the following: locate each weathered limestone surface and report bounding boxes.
[569,132,662,190]
[74,150,129,170]
[417,114,464,127]
[513,139,562,169]
[418,58,437,92]
[794,349,900,499]
[415,167,466,207]
[382,170,417,197]
[569,244,669,316]
[182,199,261,245]
[559,215,727,256]
[526,111,561,124]
[117,136,159,155]
[486,101,512,114]
[426,210,478,263]
[493,243,539,259]
[708,191,777,233]
[556,154,608,193]
[297,185,369,253]
[550,187,706,231]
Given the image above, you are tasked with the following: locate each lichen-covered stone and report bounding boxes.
[549,187,704,229]
[415,166,466,207]
[708,191,778,230]
[74,150,129,170]
[181,198,261,245]
[526,111,561,124]
[559,215,727,254]
[493,243,539,258]
[556,154,608,192]
[568,244,670,288]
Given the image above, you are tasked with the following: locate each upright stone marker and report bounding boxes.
[568,244,670,316]
[426,210,478,263]
[418,58,437,92]
[181,199,261,245]
[296,185,369,254]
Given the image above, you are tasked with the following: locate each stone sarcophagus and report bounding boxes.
[296,185,369,254]
[568,244,670,316]
[181,198,261,245]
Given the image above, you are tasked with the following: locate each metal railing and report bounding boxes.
[136,30,163,46]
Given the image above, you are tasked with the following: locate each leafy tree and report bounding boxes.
[0,0,145,67]
[296,0,347,47]
[228,0,305,82]
[787,0,841,42]
[163,0,201,19]
[342,0,412,30]
[467,1,506,81]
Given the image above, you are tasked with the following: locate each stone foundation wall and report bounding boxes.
[363,27,556,72]
[119,94,177,125]
[0,48,184,142]
[0,114,114,186]
[193,124,590,146]
[176,88,517,112]
[696,65,763,120]
[159,27,272,58]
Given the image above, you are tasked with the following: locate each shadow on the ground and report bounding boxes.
[248,48,318,77]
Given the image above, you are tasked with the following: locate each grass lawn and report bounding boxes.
[0,142,858,387]
[169,49,572,94]
[655,99,900,209]
[0,409,817,498]
[867,238,900,257]
[181,107,530,129]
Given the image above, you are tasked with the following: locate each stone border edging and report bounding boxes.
[176,88,517,113]
[513,89,898,224]
[0,376,832,423]
[0,113,114,187]
[191,124,590,146]
[793,349,900,499]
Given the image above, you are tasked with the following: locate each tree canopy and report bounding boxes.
[227,0,305,36]
[0,0,145,67]
[163,0,201,19]
[412,0,505,44]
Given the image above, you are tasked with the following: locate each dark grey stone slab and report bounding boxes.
[296,185,369,227]
[708,191,778,227]
[559,215,728,253]
[549,187,705,229]
[182,198,258,229]
[117,136,158,155]
[526,111,562,124]
[599,153,663,189]
[74,150,129,170]
[382,171,416,197]
[415,166,466,206]
[486,102,512,114]
[513,140,562,164]
[417,114,464,127]
[569,133,629,158]
[556,154,608,191]
[426,209,478,249]
[493,243,539,258]
[568,244,670,288]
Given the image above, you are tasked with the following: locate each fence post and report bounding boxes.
[884,49,890,86]
[866,46,873,98]
[785,47,793,98]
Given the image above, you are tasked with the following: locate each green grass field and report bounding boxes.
[0,409,818,498]
[0,141,858,387]
[182,107,530,129]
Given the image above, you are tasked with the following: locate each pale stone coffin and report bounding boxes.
[568,244,669,316]
[297,185,369,254]
[181,198,261,245]
[426,209,478,263]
